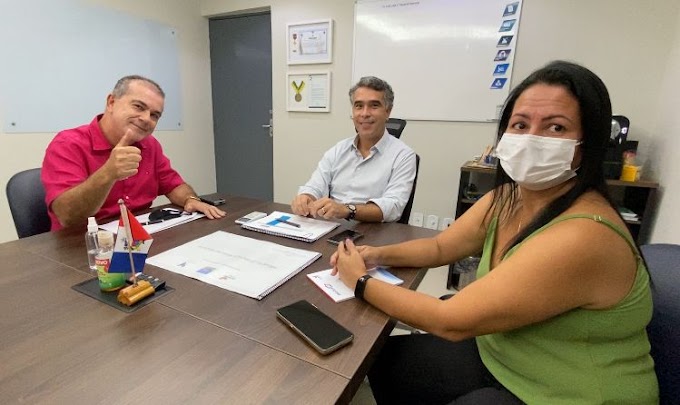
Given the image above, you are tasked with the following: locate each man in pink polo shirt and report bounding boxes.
[42,75,226,231]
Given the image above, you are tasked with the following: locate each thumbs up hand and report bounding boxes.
[105,129,142,181]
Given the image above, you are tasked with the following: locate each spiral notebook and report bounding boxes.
[241,211,339,242]
[145,231,321,300]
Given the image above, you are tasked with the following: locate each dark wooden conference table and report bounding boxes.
[0,195,439,404]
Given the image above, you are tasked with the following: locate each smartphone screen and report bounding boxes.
[276,300,354,355]
[327,229,363,245]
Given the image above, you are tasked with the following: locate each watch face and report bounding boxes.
[346,204,356,220]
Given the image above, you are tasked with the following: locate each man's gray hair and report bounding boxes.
[349,76,394,110]
[112,75,165,99]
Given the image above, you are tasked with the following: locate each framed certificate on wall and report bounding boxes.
[286,71,331,112]
[287,19,333,65]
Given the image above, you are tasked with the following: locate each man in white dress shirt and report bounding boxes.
[291,76,416,223]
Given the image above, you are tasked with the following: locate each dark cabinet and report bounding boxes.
[455,162,497,219]
[604,179,659,244]
[448,162,659,289]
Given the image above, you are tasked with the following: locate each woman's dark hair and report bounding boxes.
[490,60,615,253]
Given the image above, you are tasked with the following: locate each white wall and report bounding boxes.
[201,0,680,243]
[648,5,680,244]
[202,0,506,231]
[2,0,678,244]
[0,0,216,242]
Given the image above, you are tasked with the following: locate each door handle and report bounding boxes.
[262,120,273,137]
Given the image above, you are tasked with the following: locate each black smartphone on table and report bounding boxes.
[327,229,363,245]
[199,196,226,206]
[276,300,354,355]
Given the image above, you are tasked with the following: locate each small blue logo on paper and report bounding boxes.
[499,19,516,32]
[494,49,512,61]
[497,35,514,47]
[491,78,508,89]
[197,266,216,274]
[494,63,510,76]
[503,2,519,17]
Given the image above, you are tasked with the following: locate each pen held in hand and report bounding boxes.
[277,218,300,228]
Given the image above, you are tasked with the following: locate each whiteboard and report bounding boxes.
[353,0,522,122]
[0,0,182,133]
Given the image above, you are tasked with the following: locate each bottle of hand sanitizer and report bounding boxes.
[85,217,99,272]
[96,230,125,291]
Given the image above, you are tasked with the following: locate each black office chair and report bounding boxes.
[6,168,51,238]
[398,154,420,224]
[386,118,407,139]
[384,118,418,224]
[640,243,680,404]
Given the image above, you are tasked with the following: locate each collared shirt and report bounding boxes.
[298,131,416,222]
[42,115,184,231]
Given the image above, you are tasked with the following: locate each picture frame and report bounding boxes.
[286,71,331,112]
[287,19,333,65]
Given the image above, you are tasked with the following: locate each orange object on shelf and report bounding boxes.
[620,164,640,182]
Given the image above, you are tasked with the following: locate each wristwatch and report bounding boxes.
[185,195,201,208]
[346,204,357,220]
[354,274,372,301]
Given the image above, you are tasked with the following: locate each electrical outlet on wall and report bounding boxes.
[410,212,424,227]
[425,215,439,230]
[439,217,453,231]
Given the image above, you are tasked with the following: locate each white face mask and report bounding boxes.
[495,133,580,191]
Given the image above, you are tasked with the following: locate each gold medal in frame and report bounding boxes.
[286,71,331,112]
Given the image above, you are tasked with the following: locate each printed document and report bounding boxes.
[146,231,321,300]
[100,212,204,234]
[307,267,403,302]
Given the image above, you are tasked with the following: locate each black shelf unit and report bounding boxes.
[448,162,659,289]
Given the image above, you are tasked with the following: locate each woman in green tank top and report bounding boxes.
[330,61,658,404]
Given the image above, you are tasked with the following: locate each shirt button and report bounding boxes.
[125,196,130,200]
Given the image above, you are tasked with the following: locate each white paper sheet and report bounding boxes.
[307,267,403,302]
[100,211,204,234]
[146,231,321,300]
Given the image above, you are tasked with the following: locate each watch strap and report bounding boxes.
[185,195,201,206]
[346,204,357,220]
[354,274,373,301]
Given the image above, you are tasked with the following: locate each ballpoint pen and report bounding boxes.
[142,219,164,226]
[276,218,300,228]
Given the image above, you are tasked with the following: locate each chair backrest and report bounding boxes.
[640,243,680,404]
[398,154,420,224]
[6,168,51,238]
[386,118,407,138]
[385,117,416,224]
